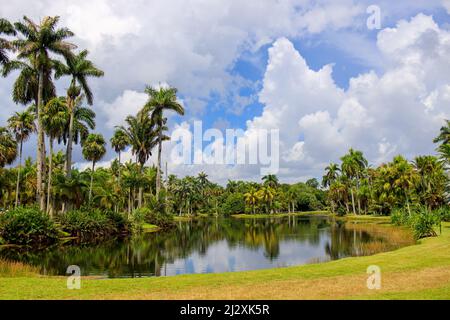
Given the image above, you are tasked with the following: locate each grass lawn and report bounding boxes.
[0,220,449,300]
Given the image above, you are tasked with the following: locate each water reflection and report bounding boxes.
[0,216,413,278]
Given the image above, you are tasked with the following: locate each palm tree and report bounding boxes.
[0,127,17,168]
[110,129,129,181]
[244,188,259,215]
[0,18,16,66]
[42,97,67,215]
[322,163,340,188]
[82,133,106,203]
[7,109,36,207]
[13,16,76,210]
[54,49,104,177]
[257,186,276,214]
[262,174,279,188]
[117,114,157,207]
[434,120,450,145]
[142,86,184,196]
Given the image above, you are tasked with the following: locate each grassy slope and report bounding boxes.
[0,221,449,300]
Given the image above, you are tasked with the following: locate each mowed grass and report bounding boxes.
[1,221,449,300]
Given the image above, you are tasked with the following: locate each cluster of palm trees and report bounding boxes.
[0,16,184,216]
[322,134,449,215]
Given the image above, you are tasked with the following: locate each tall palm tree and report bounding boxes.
[257,186,276,214]
[82,133,106,203]
[434,120,450,145]
[322,163,340,188]
[13,16,75,210]
[142,86,184,196]
[7,109,36,207]
[42,97,67,215]
[54,49,104,177]
[262,174,279,188]
[0,127,17,168]
[244,188,259,215]
[0,18,16,67]
[110,129,129,181]
[117,113,164,207]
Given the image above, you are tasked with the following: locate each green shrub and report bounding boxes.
[390,206,441,239]
[59,209,129,240]
[131,207,174,231]
[0,207,59,246]
[410,209,440,239]
[220,193,245,216]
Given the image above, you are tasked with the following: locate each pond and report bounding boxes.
[0,215,414,278]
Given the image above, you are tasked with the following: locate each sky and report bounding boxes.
[1,0,450,184]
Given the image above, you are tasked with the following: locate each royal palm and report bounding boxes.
[142,86,184,196]
[13,16,75,210]
[7,109,36,207]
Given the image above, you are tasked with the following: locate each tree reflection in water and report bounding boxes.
[0,216,414,278]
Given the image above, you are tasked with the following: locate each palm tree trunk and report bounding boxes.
[156,127,162,196]
[89,161,95,203]
[37,66,46,211]
[15,139,23,207]
[138,164,143,208]
[46,138,54,217]
[350,187,356,215]
[65,100,75,177]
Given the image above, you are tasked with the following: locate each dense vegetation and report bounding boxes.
[0,16,449,247]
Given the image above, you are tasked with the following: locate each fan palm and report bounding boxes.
[7,109,36,207]
[142,86,184,196]
[13,15,76,210]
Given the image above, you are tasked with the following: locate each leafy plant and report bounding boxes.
[0,207,58,246]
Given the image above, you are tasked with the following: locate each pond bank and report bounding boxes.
[0,217,448,299]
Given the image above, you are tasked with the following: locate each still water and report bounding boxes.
[0,215,413,278]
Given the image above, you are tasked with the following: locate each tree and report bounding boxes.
[142,86,184,196]
[117,113,163,208]
[13,16,75,210]
[341,148,368,214]
[42,97,67,214]
[413,155,446,210]
[322,163,340,188]
[433,120,450,145]
[7,109,36,207]
[0,127,17,168]
[0,18,16,66]
[244,188,259,215]
[110,129,129,181]
[54,49,104,177]
[257,186,276,214]
[82,133,106,203]
[262,174,279,188]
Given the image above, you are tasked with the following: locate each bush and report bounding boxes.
[390,206,441,239]
[220,193,245,216]
[132,207,174,230]
[0,207,59,246]
[410,209,440,239]
[59,209,129,240]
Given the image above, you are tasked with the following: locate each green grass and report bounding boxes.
[0,219,449,300]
